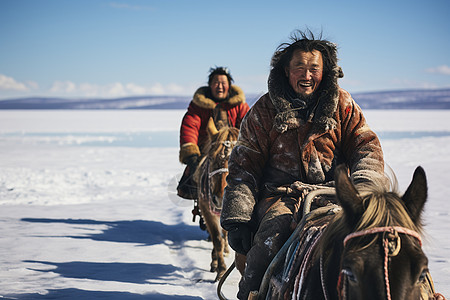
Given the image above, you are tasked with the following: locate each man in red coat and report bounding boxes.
[177,67,249,200]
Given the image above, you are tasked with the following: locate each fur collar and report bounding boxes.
[268,63,343,133]
[192,85,246,109]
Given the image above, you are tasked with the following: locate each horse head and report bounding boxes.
[201,117,239,201]
[330,165,429,300]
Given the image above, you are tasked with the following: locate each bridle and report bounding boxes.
[208,140,236,179]
[200,139,236,215]
[337,226,422,300]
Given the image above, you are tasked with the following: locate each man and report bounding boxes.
[220,30,385,299]
[177,67,249,200]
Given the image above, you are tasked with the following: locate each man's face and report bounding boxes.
[209,74,230,100]
[285,49,323,97]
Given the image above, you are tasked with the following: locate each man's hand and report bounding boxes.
[228,224,252,255]
[186,154,199,174]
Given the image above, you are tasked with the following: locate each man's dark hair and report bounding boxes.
[208,67,234,86]
[271,29,339,76]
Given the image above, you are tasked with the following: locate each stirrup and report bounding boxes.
[191,200,201,222]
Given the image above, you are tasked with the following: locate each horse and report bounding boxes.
[257,165,445,300]
[194,118,239,282]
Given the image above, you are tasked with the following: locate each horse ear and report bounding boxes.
[402,166,427,224]
[335,164,364,227]
[206,117,219,136]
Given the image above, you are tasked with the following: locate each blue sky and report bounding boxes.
[1,0,449,100]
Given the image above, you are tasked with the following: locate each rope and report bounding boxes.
[343,226,422,247]
[320,255,330,300]
[302,188,335,216]
[258,202,338,299]
[383,239,392,300]
[217,261,235,300]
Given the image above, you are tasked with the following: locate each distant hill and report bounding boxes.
[0,95,193,110]
[0,88,449,109]
[352,88,450,109]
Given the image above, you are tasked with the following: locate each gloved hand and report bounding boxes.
[228,224,252,255]
[185,154,200,174]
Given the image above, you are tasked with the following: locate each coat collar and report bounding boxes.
[192,85,246,109]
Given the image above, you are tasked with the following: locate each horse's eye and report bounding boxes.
[418,269,429,284]
[342,268,357,283]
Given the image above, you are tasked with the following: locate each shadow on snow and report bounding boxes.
[21,218,207,245]
[11,219,210,299]
[6,288,203,300]
[25,260,180,284]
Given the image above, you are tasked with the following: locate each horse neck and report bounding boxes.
[315,224,347,300]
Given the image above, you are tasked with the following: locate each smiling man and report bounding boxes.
[177,67,249,201]
[285,49,323,98]
[220,30,386,299]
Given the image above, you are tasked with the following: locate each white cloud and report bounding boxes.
[148,83,165,95]
[165,83,186,95]
[26,81,39,90]
[0,74,37,91]
[125,83,147,95]
[108,83,127,97]
[47,81,190,98]
[50,81,77,93]
[426,65,450,75]
[0,74,193,98]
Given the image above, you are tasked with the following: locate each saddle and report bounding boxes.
[264,205,340,299]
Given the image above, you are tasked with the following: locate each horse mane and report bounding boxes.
[318,171,423,255]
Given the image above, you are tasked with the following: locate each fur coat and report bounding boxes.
[179,85,249,164]
[220,65,384,230]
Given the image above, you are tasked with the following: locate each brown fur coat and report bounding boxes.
[221,69,384,230]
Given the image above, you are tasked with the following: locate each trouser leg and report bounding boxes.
[237,197,298,300]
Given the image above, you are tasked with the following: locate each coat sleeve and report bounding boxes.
[179,102,202,163]
[221,101,271,230]
[236,102,250,129]
[339,92,385,184]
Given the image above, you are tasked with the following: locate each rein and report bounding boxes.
[338,226,422,300]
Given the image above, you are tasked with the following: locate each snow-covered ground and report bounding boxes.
[0,109,448,299]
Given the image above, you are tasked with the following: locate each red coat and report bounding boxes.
[179,85,249,163]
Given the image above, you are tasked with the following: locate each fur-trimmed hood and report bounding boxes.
[268,56,344,133]
[192,85,246,109]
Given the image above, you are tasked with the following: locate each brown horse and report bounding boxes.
[260,165,443,300]
[194,118,239,281]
